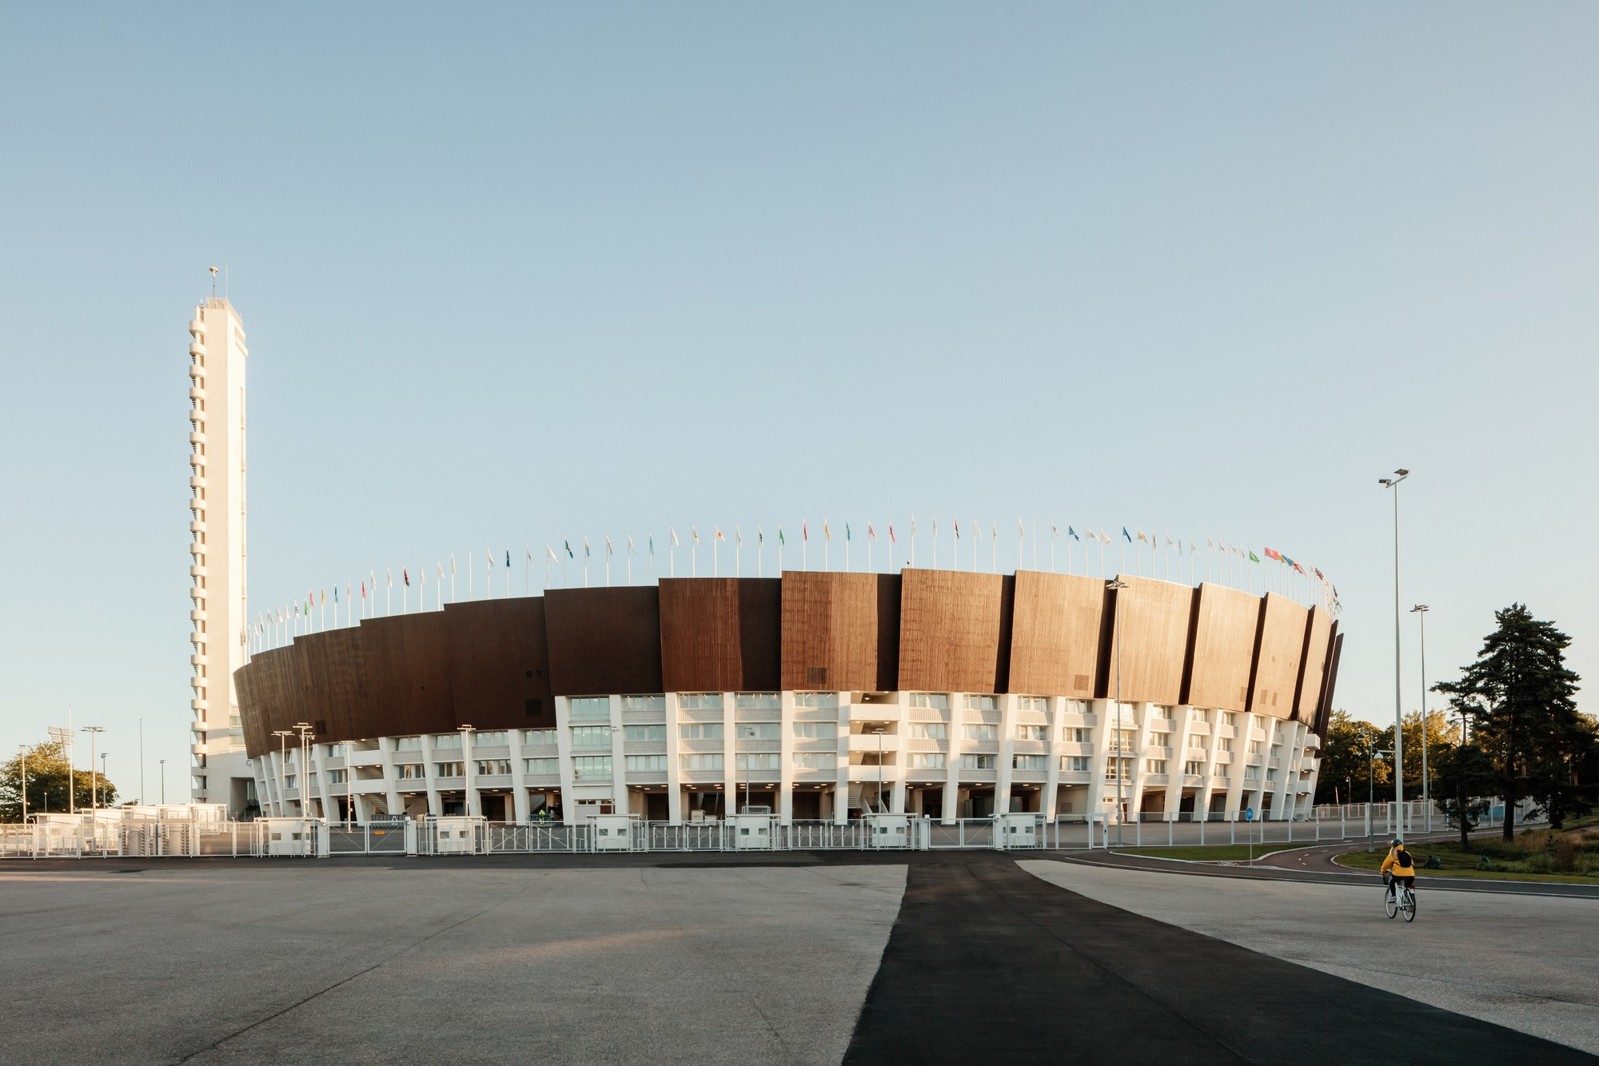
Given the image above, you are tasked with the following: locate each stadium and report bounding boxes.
[235,566,1339,827]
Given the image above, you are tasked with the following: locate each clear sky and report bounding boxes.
[2,3,1596,803]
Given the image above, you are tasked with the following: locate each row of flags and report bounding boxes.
[250,517,1339,648]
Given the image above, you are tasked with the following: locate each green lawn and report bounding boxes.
[1117,844,1292,862]
[1333,826,1599,883]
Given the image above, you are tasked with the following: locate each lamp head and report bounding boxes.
[1411,603,1429,613]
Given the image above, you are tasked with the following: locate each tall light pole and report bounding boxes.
[458,724,475,818]
[1107,578,1129,846]
[867,725,886,814]
[1378,468,1409,835]
[18,745,27,822]
[160,759,166,804]
[1411,603,1431,832]
[272,729,293,816]
[294,722,314,817]
[82,725,105,810]
[101,753,108,805]
[739,725,757,814]
[48,726,73,814]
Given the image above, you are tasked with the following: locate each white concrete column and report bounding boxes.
[1165,704,1196,819]
[890,697,907,814]
[421,736,441,817]
[832,694,850,825]
[610,694,626,815]
[1223,714,1249,818]
[1042,697,1063,822]
[722,691,739,814]
[664,693,684,823]
[1126,702,1154,818]
[553,697,576,824]
[508,731,530,823]
[941,692,963,824]
[378,738,402,819]
[1086,697,1113,819]
[1197,711,1224,818]
[996,693,1016,815]
[778,691,796,825]
[1270,719,1298,819]
[461,730,479,818]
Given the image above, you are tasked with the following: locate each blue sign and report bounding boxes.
[1243,807,1255,822]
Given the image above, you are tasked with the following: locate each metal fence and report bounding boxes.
[1,799,1547,861]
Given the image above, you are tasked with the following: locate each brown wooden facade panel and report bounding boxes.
[1249,595,1308,720]
[446,599,555,731]
[359,613,456,738]
[1315,628,1342,737]
[1007,571,1106,698]
[1293,608,1333,724]
[544,586,662,697]
[779,572,900,692]
[1185,583,1259,712]
[898,570,1011,694]
[659,578,781,693]
[1106,577,1191,706]
[239,646,295,758]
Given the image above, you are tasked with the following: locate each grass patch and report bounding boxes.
[1334,825,1599,883]
[1117,845,1292,863]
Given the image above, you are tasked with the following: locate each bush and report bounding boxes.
[1551,835,1579,872]
[1524,852,1555,874]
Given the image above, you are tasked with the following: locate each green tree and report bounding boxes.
[1313,711,1392,806]
[0,741,116,821]
[1400,708,1457,801]
[1431,743,1495,849]
[1433,603,1586,840]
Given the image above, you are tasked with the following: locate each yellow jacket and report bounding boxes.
[1380,846,1417,878]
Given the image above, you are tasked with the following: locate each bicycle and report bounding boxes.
[1384,880,1417,922]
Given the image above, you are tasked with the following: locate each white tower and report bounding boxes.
[187,292,253,812]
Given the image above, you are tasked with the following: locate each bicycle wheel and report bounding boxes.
[1384,892,1398,919]
[1402,890,1417,922]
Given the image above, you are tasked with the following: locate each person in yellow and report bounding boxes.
[1380,838,1417,903]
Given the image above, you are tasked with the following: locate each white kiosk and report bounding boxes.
[996,812,1038,850]
[864,812,911,849]
[431,816,480,855]
[731,812,776,850]
[593,813,638,852]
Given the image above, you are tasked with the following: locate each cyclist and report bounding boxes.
[1380,838,1416,904]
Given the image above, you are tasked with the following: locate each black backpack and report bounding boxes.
[1396,850,1413,869]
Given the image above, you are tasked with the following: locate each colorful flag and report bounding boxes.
[715,527,725,542]
[546,545,557,561]
[334,585,339,604]
[487,551,494,569]
[803,521,808,542]
[1264,547,1282,561]
[583,537,591,558]
[868,523,876,542]
[605,536,613,556]
[691,527,699,545]
[954,518,961,539]
[450,555,457,576]
[437,562,443,581]
[360,581,366,599]
[670,527,680,547]
[404,569,410,587]
[1069,526,1080,541]
[1249,551,1261,563]
[888,524,895,544]
[565,539,574,558]
[627,534,635,554]
[505,550,511,568]
[735,527,742,547]
[1122,527,1132,542]
[824,521,831,542]
[845,523,851,541]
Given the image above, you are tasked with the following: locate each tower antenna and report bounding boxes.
[209,266,218,299]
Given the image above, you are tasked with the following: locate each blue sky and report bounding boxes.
[2,3,1595,801]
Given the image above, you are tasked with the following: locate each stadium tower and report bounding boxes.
[186,289,255,813]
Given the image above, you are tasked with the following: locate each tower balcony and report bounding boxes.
[188,386,204,403]
[189,517,206,534]
[190,652,206,667]
[189,341,204,358]
[189,428,205,446]
[189,319,204,336]
[190,607,207,623]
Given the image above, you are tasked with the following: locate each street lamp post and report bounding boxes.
[458,724,475,818]
[47,726,73,814]
[1107,579,1130,846]
[272,729,293,816]
[160,759,166,805]
[18,745,27,823]
[1411,603,1431,832]
[101,753,108,804]
[294,722,315,817]
[82,726,105,810]
[1378,468,1409,836]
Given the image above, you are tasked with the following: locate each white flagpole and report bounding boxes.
[468,550,474,599]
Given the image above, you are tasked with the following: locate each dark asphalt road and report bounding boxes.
[840,853,1596,1065]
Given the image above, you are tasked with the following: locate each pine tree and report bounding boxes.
[1434,603,1586,840]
